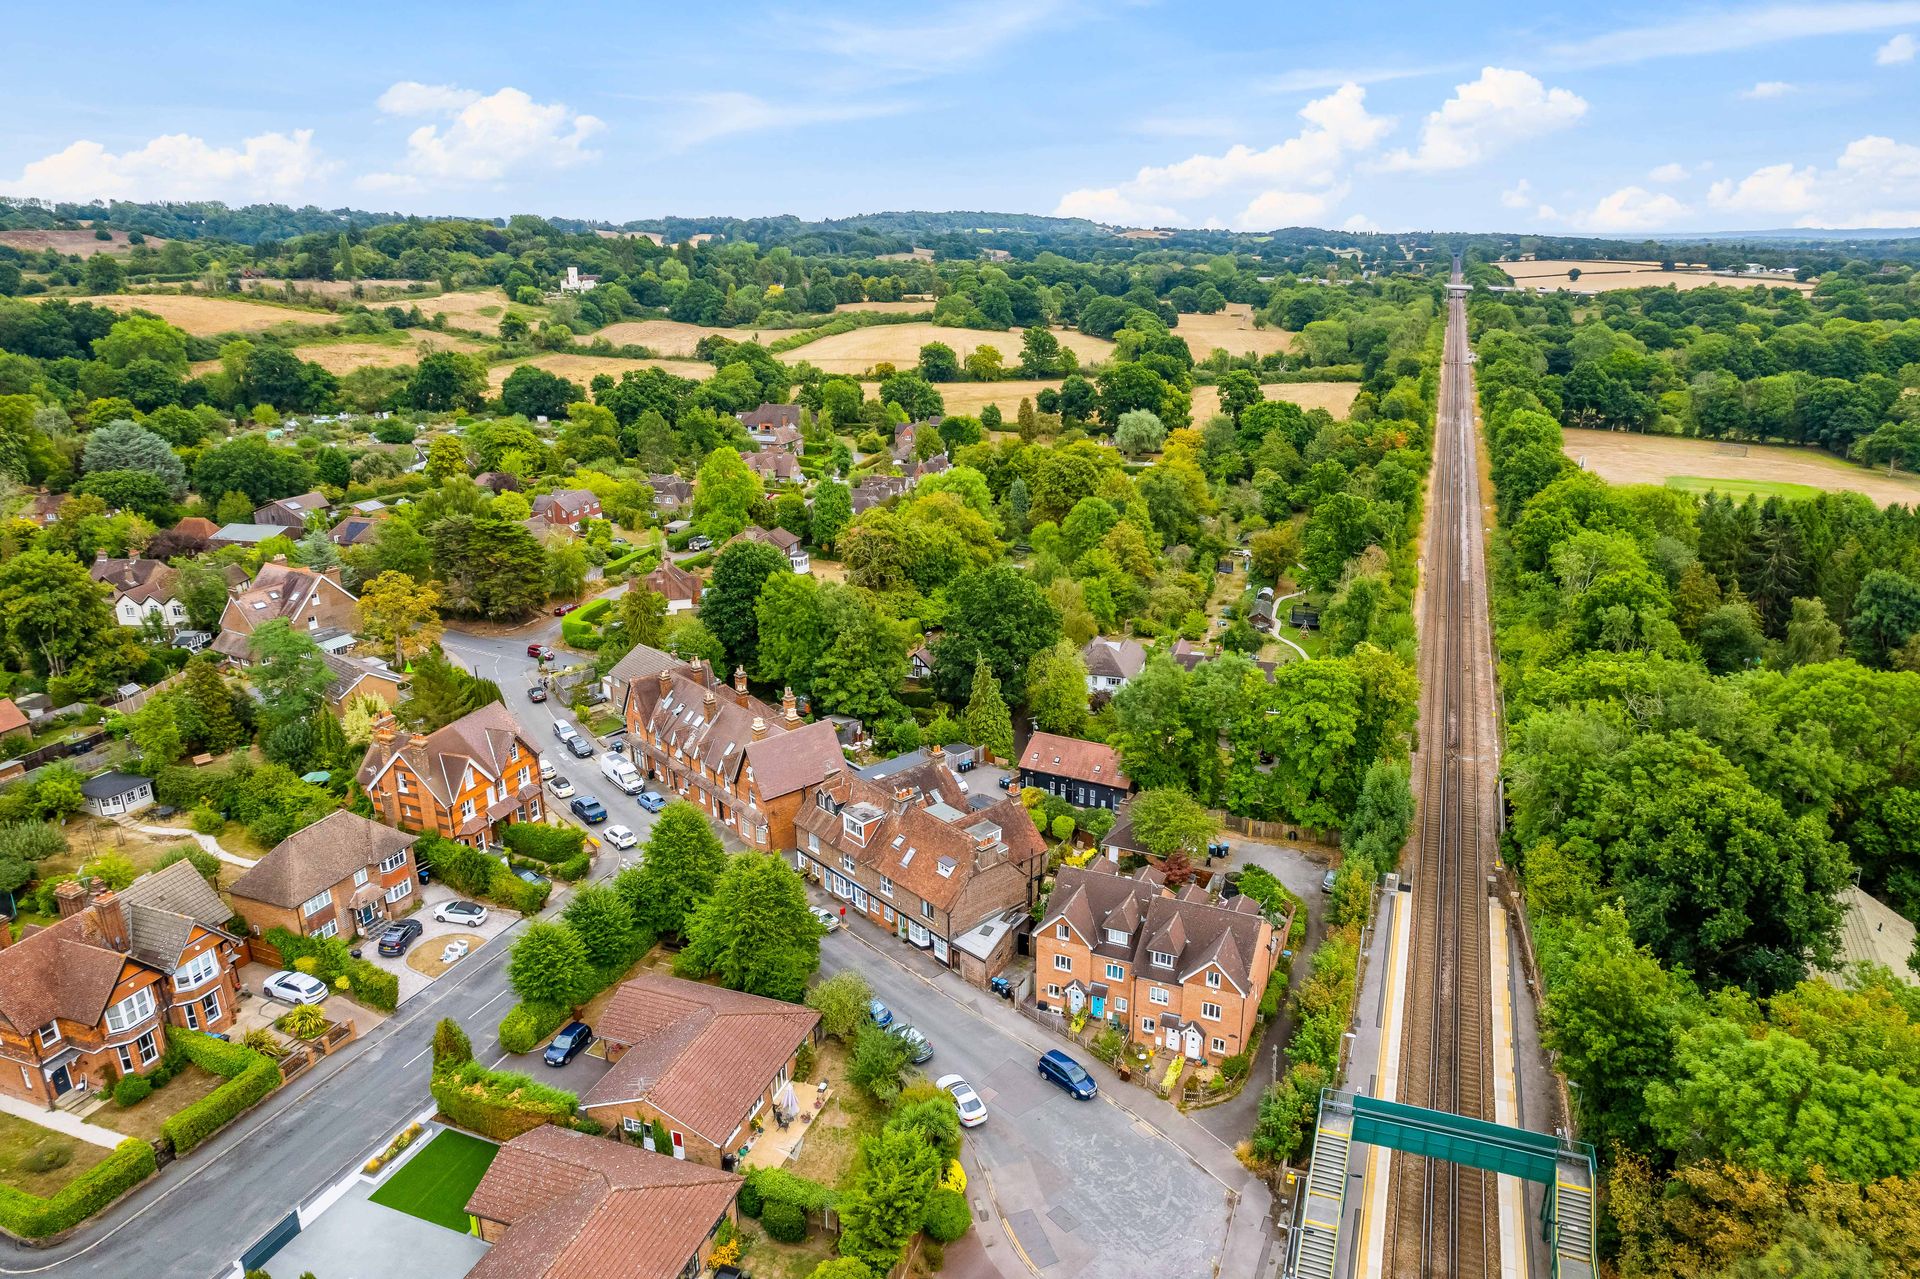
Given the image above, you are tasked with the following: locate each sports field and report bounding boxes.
[367,1129,497,1231]
[1562,426,1920,506]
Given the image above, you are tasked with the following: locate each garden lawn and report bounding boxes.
[368,1129,499,1231]
[0,1113,111,1198]
[88,1064,225,1144]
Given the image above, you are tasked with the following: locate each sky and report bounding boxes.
[4,1,1920,235]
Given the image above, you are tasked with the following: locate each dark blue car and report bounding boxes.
[543,1021,593,1067]
[1039,1049,1097,1100]
[571,796,607,824]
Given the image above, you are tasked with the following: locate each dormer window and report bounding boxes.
[1150,949,1175,969]
[1106,928,1128,946]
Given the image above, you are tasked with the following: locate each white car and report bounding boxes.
[604,824,637,850]
[809,906,840,933]
[262,970,328,1005]
[434,900,489,927]
[938,1074,988,1127]
[547,774,575,799]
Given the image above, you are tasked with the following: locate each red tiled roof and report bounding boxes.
[1020,732,1130,788]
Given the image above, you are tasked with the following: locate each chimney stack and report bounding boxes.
[929,743,944,763]
[372,713,398,745]
[657,668,673,698]
[782,687,799,724]
[89,890,129,953]
[751,716,767,741]
[702,689,717,715]
[733,665,749,702]
[54,880,86,919]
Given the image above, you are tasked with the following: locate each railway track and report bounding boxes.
[1386,259,1499,1278]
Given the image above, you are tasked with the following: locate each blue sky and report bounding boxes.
[5,1,1919,234]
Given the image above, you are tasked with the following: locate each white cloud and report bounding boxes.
[1500,179,1534,208]
[1572,186,1692,232]
[1054,82,1391,229]
[1342,212,1382,232]
[1878,32,1919,61]
[0,129,329,202]
[1707,135,1920,226]
[364,83,602,186]
[1709,162,1822,213]
[1377,68,1586,172]
[1535,203,1561,222]
[1549,2,1920,66]
[1648,162,1690,182]
[1742,81,1797,98]
[665,92,905,148]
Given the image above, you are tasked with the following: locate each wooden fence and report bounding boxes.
[1210,809,1340,848]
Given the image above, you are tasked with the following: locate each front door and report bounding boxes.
[1090,995,1105,1019]
[670,1130,685,1160]
[1184,1026,1203,1060]
[357,903,377,930]
[1066,985,1085,1015]
[48,1065,71,1096]
[1165,1026,1180,1051]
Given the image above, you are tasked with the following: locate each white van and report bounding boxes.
[599,750,644,795]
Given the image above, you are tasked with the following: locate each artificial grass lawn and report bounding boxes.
[1664,475,1825,501]
[368,1129,499,1232]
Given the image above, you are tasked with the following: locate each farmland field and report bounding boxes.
[1562,426,1920,506]
[37,292,326,334]
[1498,259,1814,294]
[413,288,549,331]
[294,332,488,373]
[789,321,1115,375]
[238,277,423,299]
[867,378,1061,417]
[1193,381,1360,419]
[486,352,713,392]
[833,299,933,315]
[1175,302,1294,360]
[0,229,162,256]
[586,319,740,356]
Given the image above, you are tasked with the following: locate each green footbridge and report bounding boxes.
[1290,1090,1596,1279]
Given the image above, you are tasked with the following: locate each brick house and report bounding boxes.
[531,488,603,530]
[91,554,188,633]
[851,474,910,514]
[738,403,801,438]
[1018,731,1134,810]
[211,558,360,664]
[795,747,1047,980]
[0,864,242,1108]
[356,704,544,849]
[228,810,420,942]
[253,490,331,530]
[737,525,809,573]
[466,1126,741,1279]
[642,561,702,615]
[648,474,692,513]
[1034,862,1280,1065]
[742,448,800,484]
[610,646,845,853]
[579,974,819,1167]
[321,652,407,713]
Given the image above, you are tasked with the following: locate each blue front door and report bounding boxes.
[1090,995,1105,1019]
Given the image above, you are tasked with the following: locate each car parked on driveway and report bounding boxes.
[544,1021,593,1066]
[809,906,840,933]
[262,970,328,1005]
[868,998,893,1029]
[434,900,489,927]
[571,796,607,823]
[376,918,423,956]
[938,1074,988,1127]
[1039,1049,1098,1100]
[890,1024,934,1064]
[636,790,666,813]
[547,774,575,799]
[687,534,712,551]
[604,824,637,850]
[511,866,549,888]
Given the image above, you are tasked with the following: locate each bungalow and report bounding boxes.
[80,771,154,818]
[580,973,819,1168]
[212,559,360,663]
[1018,731,1133,810]
[228,810,419,943]
[531,489,603,530]
[327,515,384,547]
[1248,591,1277,633]
[1081,637,1147,696]
[90,554,188,634]
[253,491,331,531]
[738,525,809,574]
[642,561,702,614]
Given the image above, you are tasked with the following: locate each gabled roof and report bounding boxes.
[258,490,329,518]
[0,698,26,736]
[744,719,844,800]
[0,909,130,1035]
[1082,637,1147,681]
[118,859,236,971]
[210,523,286,543]
[229,810,416,909]
[1020,732,1131,789]
[354,701,531,809]
[80,770,149,799]
[321,652,401,702]
[619,651,794,790]
[642,561,702,604]
[534,489,600,517]
[466,1125,741,1279]
[738,525,801,553]
[583,974,818,1144]
[1043,863,1272,994]
[738,403,801,430]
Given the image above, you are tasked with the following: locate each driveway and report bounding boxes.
[234,962,392,1037]
[253,1175,487,1279]
[362,883,518,1005]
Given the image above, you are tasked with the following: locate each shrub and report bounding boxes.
[761,1198,807,1243]
[498,1001,567,1055]
[501,823,586,865]
[190,806,225,835]
[21,1145,70,1174]
[492,865,551,914]
[430,1060,578,1141]
[343,958,399,1012]
[277,1004,327,1039]
[738,1177,763,1218]
[922,1187,971,1243]
[433,1018,473,1070]
[553,852,591,882]
[743,1165,837,1215]
[161,1030,281,1156]
[805,970,873,1041]
[113,1075,153,1107]
[0,1138,156,1239]
[1220,1051,1252,1082]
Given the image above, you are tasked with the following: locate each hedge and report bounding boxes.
[743,1165,838,1214]
[163,1028,282,1155]
[0,1138,156,1240]
[603,547,659,578]
[432,1060,578,1141]
[502,823,586,865]
[263,928,398,1012]
[499,1001,568,1054]
[761,1198,807,1243]
[418,835,550,914]
[922,1187,971,1243]
[342,958,399,1012]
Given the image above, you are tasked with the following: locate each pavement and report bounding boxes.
[233,962,393,1039]
[0,1092,122,1149]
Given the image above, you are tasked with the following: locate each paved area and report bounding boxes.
[0,1091,122,1148]
[257,1178,488,1279]
[363,883,517,1004]
[503,1037,614,1094]
[234,961,392,1037]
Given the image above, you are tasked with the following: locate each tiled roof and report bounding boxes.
[1042,863,1271,993]
[228,810,416,909]
[642,562,702,604]
[466,1126,741,1279]
[621,654,789,791]
[738,403,801,430]
[90,556,176,605]
[321,652,400,702]
[582,974,818,1145]
[0,698,26,735]
[1020,732,1130,789]
[739,525,800,553]
[258,491,329,520]
[744,719,844,800]
[171,516,218,540]
[1081,637,1147,681]
[0,905,133,1034]
[354,701,532,809]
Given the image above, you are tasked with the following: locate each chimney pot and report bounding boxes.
[751,716,767,741]
[657,668,673,697]
[702,689,717,711]
[90,889,129,953]
[54,881,86,918]
[782,686,799,724]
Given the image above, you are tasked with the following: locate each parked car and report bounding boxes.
[636,790,667,813]
[539,755,554,778]
[528,686,548,703]
[604,824,637,850]
[687,534,713,551]
[527,643,554,660]
[809,906,840,933]
[1038,1049,1098,1100]
[552,603,579,617]
[867,998,894,1029]
[566,735,594,758]
[262,970,328,1005]
[938,1074,988,1127]
[571,796,608,824]
[434,900,489,927]
[512,866,550,887]
[1321,868,1338,892]
[376,918,423,956]
[547,774,575,799]
[552,720,577,742]
[544,1021,593,1067]
[890,1024,934,1064]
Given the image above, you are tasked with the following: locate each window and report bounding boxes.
[1211,1037,1227,1054]
[1149,949,1175,969]
[1057,923,1070,940]
[841,854,857,874]
[131,1030,158,1066]
[1047,984,1061,998]
[808,833,819,853]
[623,1117,644,1134]
[312,919,338,940]
[1201,1002,1222,1021]
[379,850,408,873]
[1141,1017,1156,1034]
[461,798,476,821]
[878,876,894,898]
[508,742,520,761]
[396,772,408,793]
[1105,928,1128,946]
[1205,970,1222,989]
[920,901,934,921]
[199,991,221,1027]
[35,1023,60,1051]
[1105,962,1124,981]
[353,867,369,887]
[1053,954,1072,972]
[173,950,218,992]
[105,987,156,1035]
[301,890,331,919]
[183,997,201,1030]
[1149,987,1169,1007]
[385,880,412,904]
[1115,998,1128,1014]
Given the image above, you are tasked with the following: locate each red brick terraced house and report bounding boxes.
[0,864,243,1109]
[228,810,420,943]
[795,748,1048,981]
[1034,861,1280,1066]
[609,645,845,853]
[356,704,544,850]
[466,1125,742,1279]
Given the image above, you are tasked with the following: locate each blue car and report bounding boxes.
[1039,1049,1098,1100]
[867,998,894,1029]
[571,796,607,824]
[636,791,666,813]
[543,1021,593,1067]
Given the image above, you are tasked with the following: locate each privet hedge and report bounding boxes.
[162,1029,282,1155]
[0,1138,156,1240]
[431,1060,578,1141]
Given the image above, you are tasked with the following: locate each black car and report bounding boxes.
[376,918,423,957]
[566,735,594,758]
[528,686,548,703]
[544,1021,593,1066]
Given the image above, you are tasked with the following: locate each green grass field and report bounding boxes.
[1664,476,1826,501]
[368,1130,498,1232]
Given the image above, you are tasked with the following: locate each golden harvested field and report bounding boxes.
[41,292,326,334]
[0,229,162,256]
[1499,259,1814,294]
[867,379,1061,417]
[791,322,1115,375]
[1175,303,1295,360]
[486,353,714,392]
[239,278,422,299]
[833,299,933,315]
[1193,381,1360,419]
[413,288,550,331]
[1562,426,1920,507]
[587,319,740,356]
[294,332,488,373]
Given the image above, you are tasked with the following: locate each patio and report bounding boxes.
[232,962,389,1038]
[740,1079,836,1171]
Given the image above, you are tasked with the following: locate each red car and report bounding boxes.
[552,603,579,617]
[527,644,554,660]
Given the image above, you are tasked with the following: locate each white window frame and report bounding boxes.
[385,880,412,904]
[301,890,331,919]
[1104,962,1124,981]
[808,833,819,852]
[1150,949,1175,969]
[1149,987,1169,1007]
[920,900,934,921]
[1115,997,1129,1014]
[312,919,338,940]
[1211,1037,1227,1054]
[878,876,894,898]
[1105,928,1127,945]
[1141,1016,1156,1034]
[1053,954,1072,972]
[379,850,408,873]
[1057,923,1070,940]
[105,987,156,1035]
[1201,1001,1222,1021]
[353,867,369,888]
[1046,984,1062,998]
[35,1023,60,1051]
[199,990,222,1026]
[841,854,857,874]
[1206,970,1222,989]
[173,950,219,993]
